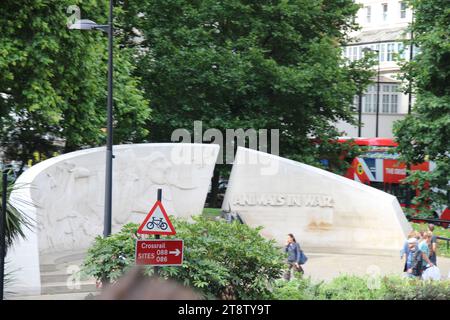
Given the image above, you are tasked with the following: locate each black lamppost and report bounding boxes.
[69,1,114,238]
[357,94,362,137]
[0,167,7,300]
[408,12,414,115]
[363,47,381,137]
[375,49,381,138]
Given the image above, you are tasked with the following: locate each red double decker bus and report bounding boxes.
[337,137,450,224]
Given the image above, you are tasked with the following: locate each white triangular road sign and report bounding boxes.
[137,201,176,235]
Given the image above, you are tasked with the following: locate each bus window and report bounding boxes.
[389,183,410,205]
[369,182,385,192]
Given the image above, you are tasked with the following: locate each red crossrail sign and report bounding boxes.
[135,239,184,266]
[137,200,176,235]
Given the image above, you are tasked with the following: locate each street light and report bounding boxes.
[69,19,108,33]
[69,2,114,238]
[363,47,381,137]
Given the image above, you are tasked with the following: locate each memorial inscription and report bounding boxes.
[232,193,334,208]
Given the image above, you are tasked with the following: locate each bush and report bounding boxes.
[271,275,450,300]
[318,275,385,300]
[383,277,450,300]
[82,216,285,300]
[271,277,323,300]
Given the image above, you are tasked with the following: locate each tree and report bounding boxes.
[0,0,150,166]
[124,0,373,204]
[394,0,450,216]
[132,0,372,150]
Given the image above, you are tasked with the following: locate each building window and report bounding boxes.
[380,84,400,113]
[391,94,398,113]
[366,6,371,23]
[397,43,406,59]
[382,3,388,21]
[364,93,373,113]
[382,94,390,113]
[387,43,395,61]
[400,2,407,19]
[362,84,399,114]
[363,85,376,113]
[380,43,386,61]
[352,46,358,61]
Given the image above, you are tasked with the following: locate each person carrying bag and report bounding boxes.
[284,233,308,280]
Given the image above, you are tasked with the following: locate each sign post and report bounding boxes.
[155,189,162,274]
[136,188,184,272]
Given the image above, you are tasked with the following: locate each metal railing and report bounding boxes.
[406,216,450,228]
[436,236,450,250]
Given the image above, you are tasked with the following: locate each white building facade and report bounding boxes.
[336,0,415,138]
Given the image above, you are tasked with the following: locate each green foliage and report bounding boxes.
[82,223,137,282]
[0,178,32,251]
[131,0,373,165]
[0,0,150,164]
[82,216,285,300]
[271,275,450,300]
[270,277,323,300]
[312,138,367,176]
[383,277,450,300]
[393,0,450,215]
[318,275,385,300]
[202,208,222,220]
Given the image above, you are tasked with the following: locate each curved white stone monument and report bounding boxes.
[7,143,219,295]
[222,147,411,253]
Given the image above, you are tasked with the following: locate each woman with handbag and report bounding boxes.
[283,233,307,280]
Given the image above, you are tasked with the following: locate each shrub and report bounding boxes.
[82,216,285,300]
[271,275,450,300]
[271,277,323,300]
[318,275,386,300]
[382,277,450,300]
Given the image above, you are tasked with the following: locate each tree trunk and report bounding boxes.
[209,168,220,208]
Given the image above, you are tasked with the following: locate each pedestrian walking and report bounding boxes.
[404,238,423,278]
[418,231,435,272]
[428,224,438,266]
[401,230,420,268]
[283,233,307,281]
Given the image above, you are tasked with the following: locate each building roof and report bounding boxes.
[373,75,401,83]
[349,26,411,45]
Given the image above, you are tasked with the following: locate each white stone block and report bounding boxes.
[7,143,218,295]
[222,147,411,253]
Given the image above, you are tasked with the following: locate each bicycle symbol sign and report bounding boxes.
[137,200,176,235]
[146,217,168,231]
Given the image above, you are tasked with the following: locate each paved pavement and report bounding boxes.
[303,251,450,282]
[9,292,97,300]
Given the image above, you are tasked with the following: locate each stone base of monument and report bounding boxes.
[6,250,99,299]
[7,143,219,296]
[222,147,412,252]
